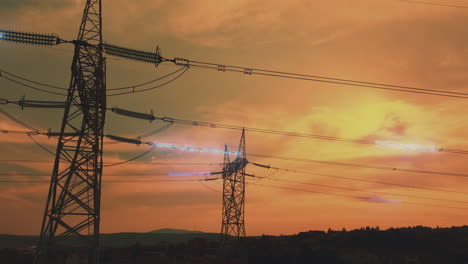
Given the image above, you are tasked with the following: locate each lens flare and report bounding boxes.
[168,172,213,176]
[148,142,240,155]
[374,140,439,152]
[106,134,241,155]
[368,197,402,203]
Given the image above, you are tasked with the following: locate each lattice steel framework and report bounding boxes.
[220,129,247,243]
[34,1,106,263]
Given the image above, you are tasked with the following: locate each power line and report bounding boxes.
[3,127,466,179]
[0,74,67,96]
[0,114,59,158]
[0,69,67,90]
[4,102,467,155]
[399,0,468,9]
[0,172,219,177]
[0,178,221,183]
[27,133,57,157]
[186,59,468,96]
[249,162,468,195]
[0,65,187,91]
[0,128,162,166]
[5,131,211,167]
[248,153,468,178]
[4,98,468,156]
[104,133,468,179]
[109,112,468,155]
[199,180,221,193]
[3,176,465,210]
[0,160,221,165]
[0,128,214,168]
[5,129,71,163]
[0,102,174,140]
[250,175,468,204]
[139,123,173,139]
[248,182,468,211]
[103,146,156,167]
[106,66,189,96]
[107,66,188,91]
[0,66,188,97]
[103,133,468,179]
[0,108,42,131]
[4,51,468,100]
[170,58,468,99]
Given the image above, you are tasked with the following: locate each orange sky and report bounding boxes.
[1,0,468,236]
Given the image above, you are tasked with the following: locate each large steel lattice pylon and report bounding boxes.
[35,0,106,263]
[220,129,248,243]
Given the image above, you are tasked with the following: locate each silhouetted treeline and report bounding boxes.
[2,225,468,263]
[240,225,468,264]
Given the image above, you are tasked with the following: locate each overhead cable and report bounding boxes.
[0,108,40,131]
[248,183,468,210]
[107,66,187,91]
[250,175,468,204]
[0,178,221,183]
[0,74,67,96]
[0,172,221,177]
[0,159,221,166]
[249,162,468,195]
[248,153,468,178]
[139,123,173,138]
[0,66,188,96]
[106,66,189,96]
[169,58,468,99]
[105,133,468,179]
[399,0,468,9]
[110,110,468,155]
[103,146,156,167]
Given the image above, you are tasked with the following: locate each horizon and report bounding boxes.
[3,224,468,237]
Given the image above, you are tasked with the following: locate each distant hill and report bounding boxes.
[148,228,202,234]
[0,235,37,249]
[0,229,220,249]
[99,231,219,248]
[4,226,468,263]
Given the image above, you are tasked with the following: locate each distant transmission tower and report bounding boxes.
[220,129,248,243]
[35,1,106,263]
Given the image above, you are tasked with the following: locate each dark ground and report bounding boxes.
[2,226,468,264]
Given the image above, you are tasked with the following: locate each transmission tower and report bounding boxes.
[34,1,105,263]
[1,2,166,262]
[220,129,248,243]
